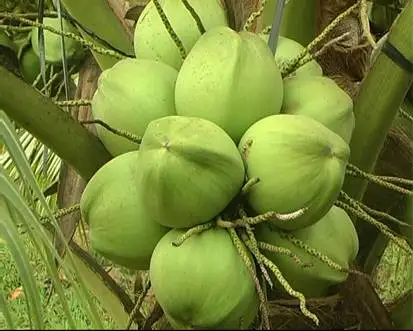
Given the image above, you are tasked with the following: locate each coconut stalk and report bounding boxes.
[343,1,412,201]
[262,0,318,45]
[342,1,413,264]
[60,0,134,70]
[0,65,112,181]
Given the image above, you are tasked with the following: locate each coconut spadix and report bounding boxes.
[255,206,359,298]
[91,58,178,156]
[31,17,84,65]
[260,34,323,77]
[175,26,284,143]
[239,114,350,230]
[80,151,169,270]
[282,75,355,143]
[135,116,245,228]
[150,228,259,329]
[134,0,228,70]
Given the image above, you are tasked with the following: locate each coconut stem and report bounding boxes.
[80,119,142,145]
[238,207,274,289]
[359,0,376,48]
[243,0,268,32]
[55,99,92,107]
[241,177,260,195]
[354,200,412,229]
[152,0,187,60]
[40,203,80,222]
[172,222,214,246]
[346,164,413,196]
[126,279,151,329]
[257,241,311,268]
[281,1,360,77]
[243,208,307,226]
[258,252,320,326]
[280,231,369,280]
[180,0,205,34]
[227,227,270,330]
[335,199,412,254]
[0,12,126,60]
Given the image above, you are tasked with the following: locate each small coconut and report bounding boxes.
[281,75,355,143]
[255,205,359,298]
[150,227,259,329]
[239,114,350,230]
[80,151,169,270]
[175,26,284,143]
[91,58,178,156]
[134,0,228,70]
[135,115,245,229]
[31,17,84,65]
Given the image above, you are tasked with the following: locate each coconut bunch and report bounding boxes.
[13,17,86,85]
[81,0,360,329]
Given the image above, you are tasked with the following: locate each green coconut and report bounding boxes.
[134,0,228,70]
[281,75,355,143]
[91,58,178,156]
[31,17,84,65]
[150,227,259,329]
[80,151,169,270]
[259,33,323,77]
[238,114,350,230]
[255,205,359,298]
[175,26,284,143]
[18,45,42,84]
[135,115,245,229]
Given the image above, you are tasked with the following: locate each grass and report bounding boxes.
[0,233,117,329]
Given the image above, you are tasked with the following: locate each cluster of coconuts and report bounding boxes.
[81,0,359,329]
[16,17,85,85]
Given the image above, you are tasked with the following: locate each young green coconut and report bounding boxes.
[31,17,84,65]
[281,75,355,143]
[18,45,42,84]
[239,114,350,231]
[175,26,284,143]
[135,115,245,229]
[91,58,178,156]
[255,205,359,298]
[80,151,169,270]
[134,0,228,70]
[150,227,259,329]
[259,33,323,77]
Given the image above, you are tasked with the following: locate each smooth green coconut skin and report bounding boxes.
[175,26,284,143]
[281,75,355,143]
[239,114,350,230]
[150,228,259,329]
[31,18,84,65]
[259,34,323,77]
[80,151,169,270]
[135,115,245,229]
[91,58,178,156]
[19,45,42,84]
[134,0,228,70]
[255,206,359,298]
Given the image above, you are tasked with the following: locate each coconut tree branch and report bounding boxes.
[0,66,112,181]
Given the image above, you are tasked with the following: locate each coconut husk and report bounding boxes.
[316,0,372,97]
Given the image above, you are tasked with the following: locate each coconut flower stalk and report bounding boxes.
[343,1,413,203]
